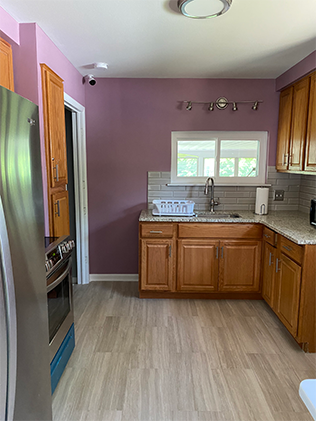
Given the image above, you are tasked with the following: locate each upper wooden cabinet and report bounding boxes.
[41,64,68,189]
[305,72,316,172]
[41,64,70,237]
[288,77,310,171]
[0,38,14,91]
[276,71,315,173]
[276,87,293,170]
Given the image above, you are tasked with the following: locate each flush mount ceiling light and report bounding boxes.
[178,0,232,19]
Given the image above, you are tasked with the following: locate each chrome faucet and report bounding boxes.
[204,177,218,212]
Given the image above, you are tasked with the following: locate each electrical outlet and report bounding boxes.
[274,190,284,201]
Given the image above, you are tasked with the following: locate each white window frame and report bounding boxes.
[171,131,268,185]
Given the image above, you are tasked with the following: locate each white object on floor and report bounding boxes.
[299,379,316,420]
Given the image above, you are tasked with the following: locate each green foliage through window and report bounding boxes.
[177,158,198,177]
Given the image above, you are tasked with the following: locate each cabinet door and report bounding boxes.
[140,239,173,291]
[219,241,261,292]
[51,191,70,237]
[289,77,310,171]
[261,242,276,308]
[41,64,68,188]
[177,240,219,292]
[0,38,14,91]
[276,86,293,170]
[305,72,316,172]
[275,253,301,337]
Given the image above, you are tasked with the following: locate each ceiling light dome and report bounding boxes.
[178,0,232,19]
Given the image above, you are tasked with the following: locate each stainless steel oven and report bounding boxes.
[45,236,75,362]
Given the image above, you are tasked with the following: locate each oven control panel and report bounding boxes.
[45,238,75,274]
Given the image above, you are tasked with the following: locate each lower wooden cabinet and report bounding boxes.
[262,241,276,308]
[219,241,261,292]
[51,190,70,237]
[275,253,302,337]
[177,240,219,291]
[140,239,173,291]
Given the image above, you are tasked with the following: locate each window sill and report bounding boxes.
[166,183,272,187]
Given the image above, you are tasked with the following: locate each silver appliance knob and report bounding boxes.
[45,262,50,271]
[71,240,75,248]
[67,241,73,251]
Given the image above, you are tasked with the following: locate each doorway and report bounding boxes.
[64,93,89,285]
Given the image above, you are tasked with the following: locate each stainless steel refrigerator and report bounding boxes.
[0,86,52,421]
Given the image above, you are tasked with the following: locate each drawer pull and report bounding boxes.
[282,245,292,252]
[264,234,270,238]
[149,230,163,234]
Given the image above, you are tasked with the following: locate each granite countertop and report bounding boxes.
[139,209,316,245]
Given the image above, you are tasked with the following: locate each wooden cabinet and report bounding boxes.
[275,253,301,336]
[177,240,219,291]
[51,191,70,237]
[288,77,310,171]
[0,38,14,91]
[41,64,68,189]
[305,72,316,172]
[262,241,276,308]
[140,222,262,295]
[219,241,261,292]
[140,239,174,291]
[41,64,69,236]
[276,71,316,173]
[276,87,293,170]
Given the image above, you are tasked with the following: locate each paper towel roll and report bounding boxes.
[255,187,269,215]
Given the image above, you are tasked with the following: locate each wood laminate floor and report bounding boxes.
[52,282,316,421]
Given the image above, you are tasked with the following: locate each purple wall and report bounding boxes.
[85,78,279,274]
[276,51,316,91]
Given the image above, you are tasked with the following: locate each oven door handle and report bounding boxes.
[47,259,71,293]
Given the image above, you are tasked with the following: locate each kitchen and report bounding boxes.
[0,1,316,420]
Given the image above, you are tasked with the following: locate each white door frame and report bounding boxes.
[64,93,89,285]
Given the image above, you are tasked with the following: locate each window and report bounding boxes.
[171,131,268,185]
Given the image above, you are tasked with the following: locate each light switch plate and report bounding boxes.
[274,190,284,201]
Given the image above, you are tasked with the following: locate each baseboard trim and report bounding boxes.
[89,274,139,282]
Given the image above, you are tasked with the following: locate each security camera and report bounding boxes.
[83,74,96,86]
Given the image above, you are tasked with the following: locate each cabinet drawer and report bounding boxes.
[140,223,174,238]
[279,236,303,265]
[263,226,277,246]
[178,223,262,239]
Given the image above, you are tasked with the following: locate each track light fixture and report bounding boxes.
[208,102,214,111]
[252,101,259,110]
[186,101,193,111]
[181,98,263,112]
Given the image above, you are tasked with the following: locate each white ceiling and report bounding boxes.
[1,0,316,78]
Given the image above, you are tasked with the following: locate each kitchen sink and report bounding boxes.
[194,212,240,219]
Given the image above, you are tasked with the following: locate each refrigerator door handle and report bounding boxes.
[0,196,17,421]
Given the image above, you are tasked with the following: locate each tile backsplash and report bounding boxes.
[147,167,313,212]
[299,174,316,213]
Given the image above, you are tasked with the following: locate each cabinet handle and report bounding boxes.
[268,252,272,266]
[216,246,219,259]
[55,200,60,217]
[264,234,270,238]
[221,246,224,259]
[52,158,59,181]
[282,245,292,252]
[283,154,288,166]
[289,154,292,166]
[150,230,163,234]
[169,245,171,258]
[276,258,281,273]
